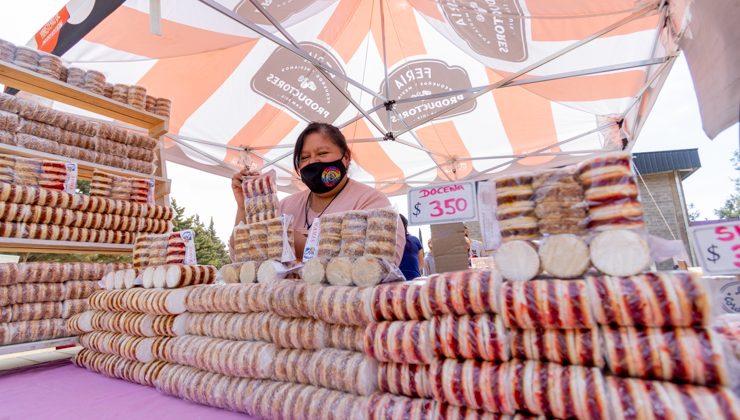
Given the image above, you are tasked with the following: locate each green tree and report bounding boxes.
[687,203,700,222]
[170,199,230,268]
[715,150,740,219]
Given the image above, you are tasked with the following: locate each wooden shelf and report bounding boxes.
[0,142,171,199]
[0,337,79,356]
[0,61,168,137]
[0,238,132,255]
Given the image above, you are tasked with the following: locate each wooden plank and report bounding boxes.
[0,61,168,134]
[0,142,169,185]
[0,238,132,255]
[0,337,79,356]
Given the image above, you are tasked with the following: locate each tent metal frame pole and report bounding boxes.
[390,108,455,181]
[473,122,618,178]
[379,0,393,131]
[380,56,672,109]
[198,0,386,102]
[246,148,300,179]
[393,4,657,137]
[167,134,240,172]
[245,0,388,135]
[170,133,244,151]
[258,149,293,171]
[338,104,386,129]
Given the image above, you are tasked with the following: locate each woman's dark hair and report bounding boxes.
[399,214,409,235]
[293,122,350,172]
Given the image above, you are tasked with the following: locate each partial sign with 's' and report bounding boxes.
[691,220,740,275]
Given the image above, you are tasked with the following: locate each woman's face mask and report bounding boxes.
[299,157,347,194]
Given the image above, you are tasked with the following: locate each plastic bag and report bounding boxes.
[493,172,538,242]
[90,169,153,204]
[308,284,374,326]
[509,328,603,368]
[422,269,502,317]
[431,313,510,362]
[499,279,595,329]
[601,326,738,388]
[377,362,433,399]
[267,313,327,350]
[371,280,431,322]
[173,312,272,342]
[586,271,710,327]
[133,230,196,269]
[364,320,434,364]
[305,348,378,396]
[242,170,279,224]
[533,168,587,235]
[577,152,645,232]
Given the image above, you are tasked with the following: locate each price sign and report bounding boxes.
[691,220,740,275]
[407,181,477,225]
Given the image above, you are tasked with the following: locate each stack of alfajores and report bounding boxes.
[0,181,172,244]
[0,262,129,346]
[69,278,379,419]
[364,269,740,419]
[0,93,159,175]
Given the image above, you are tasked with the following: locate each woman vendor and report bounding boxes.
[231,122,405,264]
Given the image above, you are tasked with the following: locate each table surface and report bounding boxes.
[0,361,254,420]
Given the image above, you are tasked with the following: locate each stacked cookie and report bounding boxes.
[0,154,71,192]
[229,216,295,284]
[242,172,279,224]
[302,208,400,287]
[533,168,586,235]
[0,262,128,346]
[0,38,172,118]
[579,152,644,231]
[90,169,151,204]
[12,47,39,71]
[0,93,159,175]
[494,173,538,241]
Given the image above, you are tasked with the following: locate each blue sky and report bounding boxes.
[1,1,737,245]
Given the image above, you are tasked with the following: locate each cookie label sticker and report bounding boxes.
[440,0,528,62]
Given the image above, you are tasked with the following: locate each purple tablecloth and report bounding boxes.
[0,361,254,420]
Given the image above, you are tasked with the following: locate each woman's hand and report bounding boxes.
[231,168,260,206]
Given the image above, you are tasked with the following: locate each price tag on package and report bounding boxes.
[408,181,477,225]
[691,220,740,275]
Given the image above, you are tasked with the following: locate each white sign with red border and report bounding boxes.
[691,220,740,275]
[408,181,477,225]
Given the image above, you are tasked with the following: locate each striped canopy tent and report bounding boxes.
[33,0,692,195]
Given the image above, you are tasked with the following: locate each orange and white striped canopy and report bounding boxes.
[51,0,690,194]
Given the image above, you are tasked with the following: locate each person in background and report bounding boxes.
[464,224,485,257]
[230,122,405,264]
[465,236,472,267]
[398,214,423,280]
[423,239,436,276]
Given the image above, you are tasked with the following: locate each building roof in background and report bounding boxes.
[633,149,701,179]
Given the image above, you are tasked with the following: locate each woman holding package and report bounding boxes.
[231,122,405,264]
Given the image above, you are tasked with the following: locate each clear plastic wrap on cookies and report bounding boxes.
[377,362,433,399]
[308,284,374,326]
[2,318,67,345]
[509,328,603,368]
[267,313,327,350]
[493,172,538,242]
[577,152,645,232]
[601,326,739,388]
[0,153,76,193]
[604,375,740,420]
[242,170,279,224]
[90,169,153,204]
[364,320,434,364]
[431,313,510,362]
[533,167,587,235]
[499,279,595,329]
[132,230,196,269]
[305,348,379,396]
[586,271,709,327]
